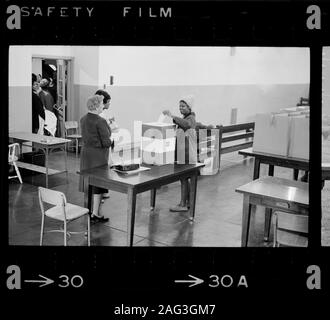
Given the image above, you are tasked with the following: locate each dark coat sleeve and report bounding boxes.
[97,118,112,148]
[172,113,196,131]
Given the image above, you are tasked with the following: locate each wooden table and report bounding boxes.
[236,176,309,247]
[239,147,310,240]
[79,163,205,246]
[238,147,309,180]
[9,132,71,188]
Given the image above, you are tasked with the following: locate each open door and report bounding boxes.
[56,59,67,137]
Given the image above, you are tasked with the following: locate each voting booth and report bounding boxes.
[253,110,309,160]
[141,122,176,165]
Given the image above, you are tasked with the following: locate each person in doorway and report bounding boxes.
[32,74,45,134]
[95,89,114,201]
[163,95,197,212]
[79,95,112,222]
[39,78,55,112]
[47,76,57,103]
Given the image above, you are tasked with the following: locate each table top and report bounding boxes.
[9,132,71,145]
[238,147,309,164]
[235,176,309,206]
[79,163,204,187]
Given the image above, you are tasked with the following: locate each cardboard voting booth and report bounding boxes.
[253,112,309,160]
[288,116,309,159]
[141,122,176,165]
[253,113,290,157]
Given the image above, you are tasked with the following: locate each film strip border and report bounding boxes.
[2,1,330,45]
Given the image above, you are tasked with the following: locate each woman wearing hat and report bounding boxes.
[163,95,197,212]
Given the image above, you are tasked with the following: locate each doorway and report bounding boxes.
[32,56,73,137]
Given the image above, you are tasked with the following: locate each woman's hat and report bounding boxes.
[180,95,194,110]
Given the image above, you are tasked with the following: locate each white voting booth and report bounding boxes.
[141,122,176,165]
[253,107,310,160]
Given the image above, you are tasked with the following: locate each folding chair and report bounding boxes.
[38,187,90,246]
[64,121,82,156]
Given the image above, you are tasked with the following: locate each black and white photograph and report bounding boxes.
[8,45,311,247]
[3,0,330,297]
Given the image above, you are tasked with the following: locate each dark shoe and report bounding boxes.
[169,205,188,212]
[91,215,109,223]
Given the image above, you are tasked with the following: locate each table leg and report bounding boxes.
[253,159,261,180]
[83,177,92,213]
[150,189,156,210]
[189,173,198,221]
[241,195,252,247]
[64,144,68,180]
[45,148,49,188]
[264,165,274,241]
[127,188,137,247]
[293,169,299,180]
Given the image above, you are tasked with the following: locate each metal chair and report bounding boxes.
[38,187,90,246]
[273,211,308,247]
[8,143,22,184]
[64,121,82,156]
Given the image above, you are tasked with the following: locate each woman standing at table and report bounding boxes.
[79,94,112,222]
[163,95,197,212]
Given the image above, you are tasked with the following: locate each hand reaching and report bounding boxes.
[162,110,172,117]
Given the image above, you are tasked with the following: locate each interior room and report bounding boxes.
[8,45,315,247]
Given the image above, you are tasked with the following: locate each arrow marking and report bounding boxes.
[175,274,204,287]
[24,274,54,287]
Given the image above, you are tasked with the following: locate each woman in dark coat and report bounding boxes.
[79,94,112,222]
[163,95,197,212]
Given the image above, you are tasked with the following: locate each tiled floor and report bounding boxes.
[8,147,328,247]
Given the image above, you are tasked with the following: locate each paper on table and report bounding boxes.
[157,113,172,123]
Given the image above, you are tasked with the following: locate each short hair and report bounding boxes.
[87,95,104,111]
[95,89,111,104]
[32,73,37,84]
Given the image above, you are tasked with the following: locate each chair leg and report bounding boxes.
[40,215,45,246]
[64,221,67,246]
[87,215,90,246]
[13,162,23,183]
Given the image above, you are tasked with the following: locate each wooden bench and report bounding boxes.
[217,122,255,169]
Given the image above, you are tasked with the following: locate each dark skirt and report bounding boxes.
[79,146,109,194]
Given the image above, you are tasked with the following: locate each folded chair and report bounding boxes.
[38,187,90,246]
[273,211,308,247]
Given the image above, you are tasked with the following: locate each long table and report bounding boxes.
[9,132,71,188]
[236,176,309,247]
[79,163,204,246]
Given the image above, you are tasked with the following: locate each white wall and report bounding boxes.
[9,46,310,136]
[9,46,73,87]
[72,46,99,86]
[98,46,310,86]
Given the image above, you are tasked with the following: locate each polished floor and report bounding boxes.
[8,146,329,247]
